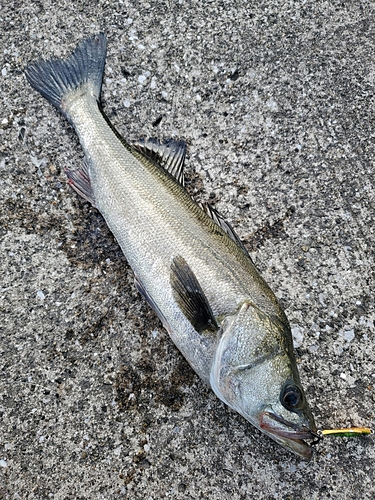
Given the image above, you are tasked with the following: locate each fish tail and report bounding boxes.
[25,33,107,120]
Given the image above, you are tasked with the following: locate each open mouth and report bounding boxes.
[259,411,320,458]
[260,411,319,439]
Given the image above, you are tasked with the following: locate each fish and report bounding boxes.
[25,33,317,458]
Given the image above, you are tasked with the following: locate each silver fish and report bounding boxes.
[26,34,317,458]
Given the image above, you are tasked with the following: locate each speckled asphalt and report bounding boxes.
[1,1,375,498]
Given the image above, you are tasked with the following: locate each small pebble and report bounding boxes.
[113,446,122,456]
[339,329,355,342]
[291,325,304,348]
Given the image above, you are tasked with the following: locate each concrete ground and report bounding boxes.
[1,0,375,498]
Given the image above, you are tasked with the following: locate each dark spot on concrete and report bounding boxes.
[152,115,163,127]
[178,483,187,492]
[184,170,205,198]
[244,206,295,251]
[120,467,136,485]
[158,389,184,410]
[0,198,64,235]
[78,309,111,344]
[65,329,75,340]
[114,364,142,411]
[120,67,132,78]
[60,208,129,270]
[114,357,196,413]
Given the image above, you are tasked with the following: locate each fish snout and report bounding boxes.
[259,411,319,459]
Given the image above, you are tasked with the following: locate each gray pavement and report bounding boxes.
[1,1,375,498]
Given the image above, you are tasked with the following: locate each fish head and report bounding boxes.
[210,301,317,459]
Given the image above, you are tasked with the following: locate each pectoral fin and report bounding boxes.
[170,255,218,335]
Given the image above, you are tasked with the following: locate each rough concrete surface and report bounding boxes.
[1,1,375,498]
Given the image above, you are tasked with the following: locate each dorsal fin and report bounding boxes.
[199,202,252,259]
[133,138,250,259]
[131,138,186,186]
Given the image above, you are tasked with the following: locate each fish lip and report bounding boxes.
[260,411,318,440]
[259,411,319,459]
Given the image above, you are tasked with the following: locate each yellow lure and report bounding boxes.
[321,427,372,437]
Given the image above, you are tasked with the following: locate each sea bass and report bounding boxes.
[26,34,317,458]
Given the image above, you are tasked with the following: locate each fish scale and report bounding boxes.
[67,92,273,322]
[25,33,317,458]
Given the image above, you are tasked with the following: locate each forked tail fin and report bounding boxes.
[25,33,107,118]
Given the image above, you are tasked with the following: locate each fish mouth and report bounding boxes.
[259,411,320,459]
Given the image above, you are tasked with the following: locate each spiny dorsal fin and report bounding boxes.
[199,202,251,258]
[132,138,186,186]
[170,255,218,335]
[132,137,250,259]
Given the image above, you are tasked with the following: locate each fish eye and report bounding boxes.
[281,384,303,410]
